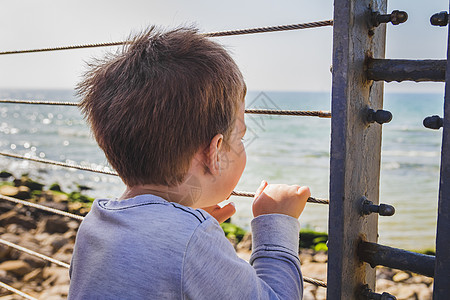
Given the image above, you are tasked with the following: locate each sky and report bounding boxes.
[0,0,449,94]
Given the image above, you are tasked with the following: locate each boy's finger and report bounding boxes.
[214,202,236,223]
[296,186,311,198]
[254,180,268,200]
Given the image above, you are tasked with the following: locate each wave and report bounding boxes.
[382,150,440,157]
[57,128,91,138]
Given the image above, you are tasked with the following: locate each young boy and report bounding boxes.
[68,26,311,299]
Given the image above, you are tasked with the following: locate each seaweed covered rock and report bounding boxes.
[0,211,37,230]
[299,228,328,251]
[39,216,70,234]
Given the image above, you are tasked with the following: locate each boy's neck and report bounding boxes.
[119,183,202,208]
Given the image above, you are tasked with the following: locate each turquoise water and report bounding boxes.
[0,89,444,250]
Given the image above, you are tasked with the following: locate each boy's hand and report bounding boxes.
[201,203,236,224]
[252,180,310,219]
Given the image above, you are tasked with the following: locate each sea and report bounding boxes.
[0,89,444,251]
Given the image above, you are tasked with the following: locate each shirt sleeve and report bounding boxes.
[182,214,303,300]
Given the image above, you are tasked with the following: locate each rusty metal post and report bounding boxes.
[328,0,387,298]
[433,5,450,298]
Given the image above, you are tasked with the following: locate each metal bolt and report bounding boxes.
[367,109,393,125]
[361,197,395,216]
[423,115,443,129]
[431,11,449,26]
[371,10,408,27]
[362,284,397,300]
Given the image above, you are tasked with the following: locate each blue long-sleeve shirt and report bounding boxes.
[68,194,303,299]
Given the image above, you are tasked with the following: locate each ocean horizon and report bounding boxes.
[0,88,444,251]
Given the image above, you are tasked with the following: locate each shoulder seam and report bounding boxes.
[97,200,207,223]
[170,203,206,223]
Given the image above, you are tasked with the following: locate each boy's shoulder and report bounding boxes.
[86,194,215,232]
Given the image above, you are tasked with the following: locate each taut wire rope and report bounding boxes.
[0,281,37,300]
[0,99,331,118]
[0,238,70,269]
[0,152,329,205]
[0,194,84,221]
[0,20,333,56]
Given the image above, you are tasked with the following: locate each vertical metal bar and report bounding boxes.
[433,4,450,298]
[328,0,387,299]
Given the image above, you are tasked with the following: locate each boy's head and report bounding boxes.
[78,26,246,187]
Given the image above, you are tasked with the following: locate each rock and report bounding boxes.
[37,201,69,213]
[50,236,69,253]
[42,266,70,286]
[23,269,43,282]
[376,267,395,280]
[299,248,316,264]
[393,271,411,283]
[21,254,48,269]
[300,262,327,282]
[312,252,328,263]
[34,232,50,243]
[0,243,10,260]
[0,233,21,244]
[417,285,433,299]
[55,243,73,258]
[38,191,68,204]
[15,186,31,200]
[77,184,92,192]
[0,202,15,214]
[0,260,32,277]
[68,202,83,213]
[39,284,70,299]
[389,284,416,299]
[0,171,13,180]
[0,185,31,200]
[236,250,251,262]
[5,224,26,235]
[302,288,316,300]
[406,274,434,286]
[22,178,44,192]
[236,232,252,251]
[63,229,77,242]
[227,236,238,249]
[0,211,36,230]
[375,278,395,292]
[0,186,18,197]
[40,216,69,234]
[67,220,80,231]
[315,285,327,300]
[0,269,13,283]
[49,183,62,192]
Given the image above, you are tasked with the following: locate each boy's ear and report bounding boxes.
[205,133,223,175]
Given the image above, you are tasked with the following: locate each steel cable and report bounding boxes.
[0,281,37,300]
[0,20,333,56]
[0,238,70,269]
[0,152,117,176]
[0,99,331,118]
[304,277,327,288]
[0,152,329,205]
[0,194,84,221]
[0,99,78,106]
[231,190,329,205]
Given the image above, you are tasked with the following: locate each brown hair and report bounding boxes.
[78,26,246,186]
